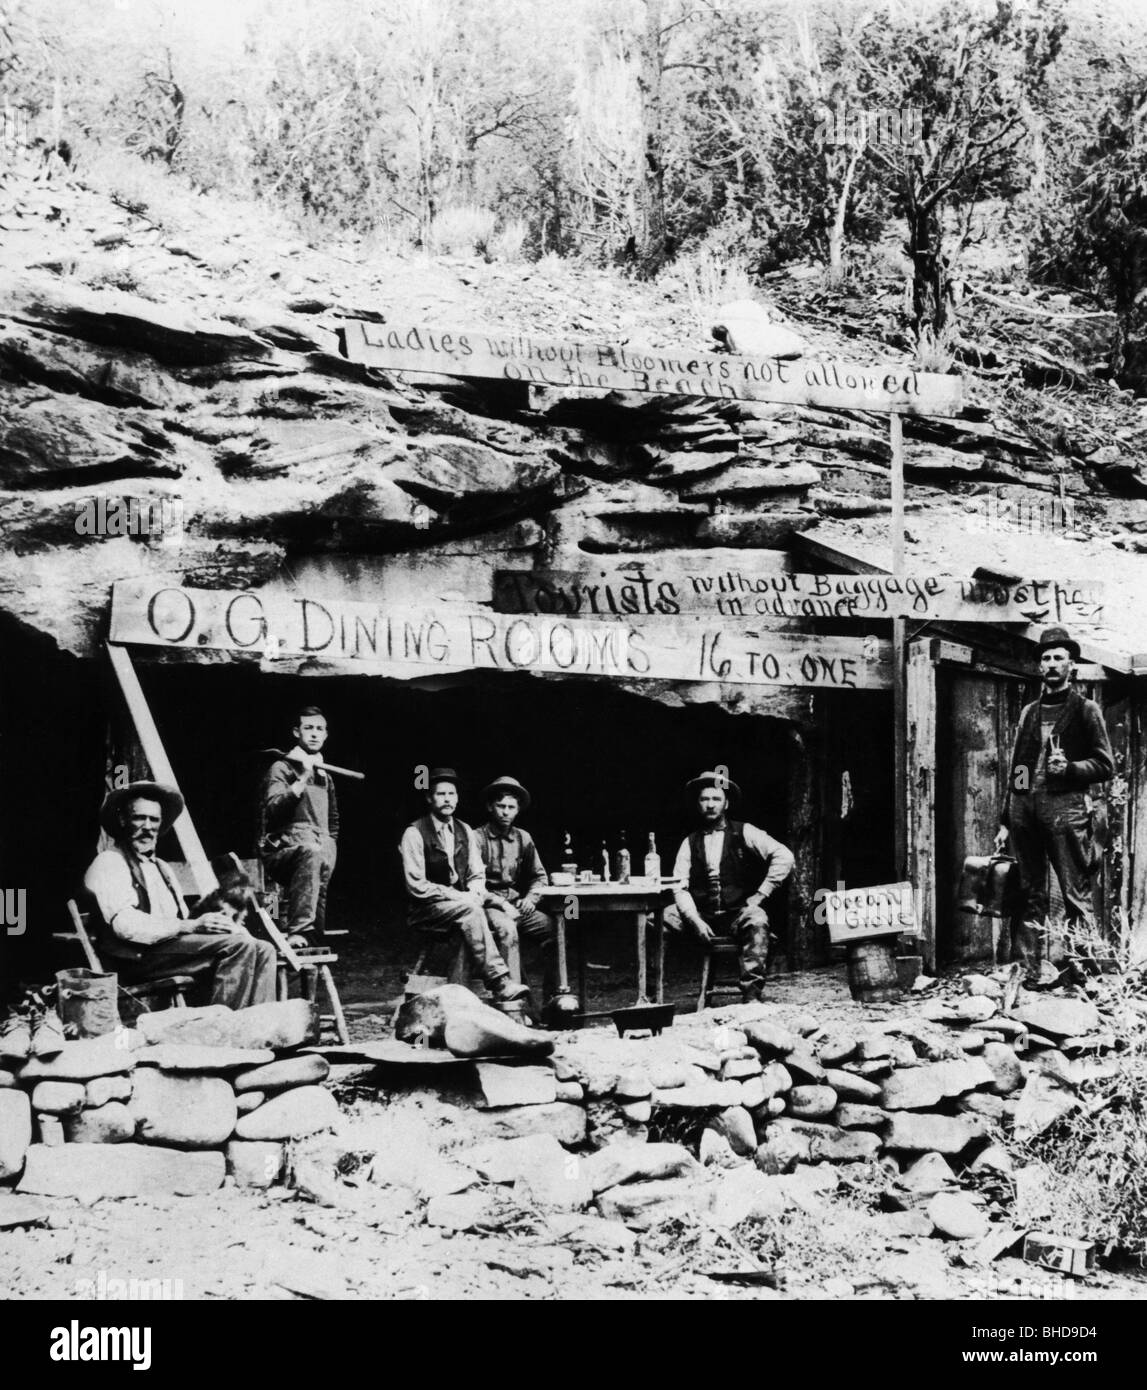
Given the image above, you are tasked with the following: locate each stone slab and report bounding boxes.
[17,1143,225,1197]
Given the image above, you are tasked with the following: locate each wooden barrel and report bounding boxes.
[846,939,902,1004]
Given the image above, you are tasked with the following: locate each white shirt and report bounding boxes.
[84,850,188,946]
[672,820,794,916]
[399,817,486,904]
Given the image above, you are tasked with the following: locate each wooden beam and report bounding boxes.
[891,415,907,881]
[1129,680,1147,965]
[786,724,821,970]
[906,638,939,972]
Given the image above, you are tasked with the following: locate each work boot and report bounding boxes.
[30,1006,65,1059]
[0,1008,31,1066]
[488,977,529,1003]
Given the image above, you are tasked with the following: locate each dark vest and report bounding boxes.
[415,814,472,888]
[687,821,761,916]
[92,847,186,952]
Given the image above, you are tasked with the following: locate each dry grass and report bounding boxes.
[430,203,498,257]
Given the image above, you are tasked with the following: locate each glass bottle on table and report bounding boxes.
[561,831,577,877]
[615,830,631,884]
[644,831,662,883]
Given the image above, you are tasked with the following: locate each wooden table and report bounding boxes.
[533,879,680,1014]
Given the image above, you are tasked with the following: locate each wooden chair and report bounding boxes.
[233,856,349,1045]
[697,938,742,1012]
[57,900,192,1016]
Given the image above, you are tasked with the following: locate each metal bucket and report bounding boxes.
[56,967,118,1038]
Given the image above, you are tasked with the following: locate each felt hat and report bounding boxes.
[99,781,184,837]
[427,767,461,790]
[482,775,531,811]
[685,770,742,803]
[1038,626,1081,661]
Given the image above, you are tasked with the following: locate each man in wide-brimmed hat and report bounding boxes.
[84,781,277,1010]
[476,776,557,1007]
[665,769,794,1003]
[398,768,529,1005]
[994,626,1114,981]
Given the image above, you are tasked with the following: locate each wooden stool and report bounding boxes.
[276,947,349,1045]
[697,938,742,1012]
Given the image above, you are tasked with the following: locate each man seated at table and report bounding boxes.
[398,768,529,1005]
[84,781,277,1010]
[665,769,794,1003]
[476,775,558,1008]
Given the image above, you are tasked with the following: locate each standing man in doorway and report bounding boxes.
[994,626,1114,981]
[258,706,339,948]
[399,768,529,1005]
[665,770,794,1003]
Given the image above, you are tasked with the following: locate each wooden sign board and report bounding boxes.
[822,881,920,944]
[493,565,1104,625]
[341,320,965,418]
[109,580,893,691]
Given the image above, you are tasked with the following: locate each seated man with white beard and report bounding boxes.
[84,781,277,1010]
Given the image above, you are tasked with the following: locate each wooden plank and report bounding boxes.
[822,881,919,944]
[786,724,821,970]
[892,414,907,883]
[947,675,1008,964]
[1129,686,1147,965]
[341,320,966,418]
[109,580,894,691]
[492,565,1105,624]
[104,643,216,897]
[906,639,939,971]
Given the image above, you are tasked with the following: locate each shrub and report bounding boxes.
[429,203,497,256]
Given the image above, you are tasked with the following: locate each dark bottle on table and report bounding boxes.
[561,831,578,877]
[615,830,631,884]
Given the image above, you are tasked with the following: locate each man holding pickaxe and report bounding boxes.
[258,706,340,947]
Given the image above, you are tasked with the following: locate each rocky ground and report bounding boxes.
[4,958,1146,1303]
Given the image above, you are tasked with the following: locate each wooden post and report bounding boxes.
[906,638,939,971]
[786,723,821,969]
[891,413,908,881]
[1129,680,1147,964]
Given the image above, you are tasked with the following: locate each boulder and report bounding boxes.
[233,1054,331,1094]
[136,1001,318,1051]
[0,1069,16,1088]
[811,1130,881,1163]
[757,1062,794,1101]
[927,1192,990,1240]
[129,1070,237,1148]
[36,1116,65,1147]
[19,1035,134,1083]
[64,1102,135,1144]
[958,1092,1007,1121]
[395,984,553,1058]
[817,1033,858,1066]
[824,1068,882,1103]
[899,1152,956,1194]
[614,1069,652,1101]
[651,1081,743,1110]
[700,1128,739,1167]
[581,1142,699,1195]
[721,1055,762,1081]
[755,1125,811,1175]
[426,1191,504,1231]
[881,1069,943,1111]
[84,1075,132,1108]
[784,1050,827,1086]
[792,1014,821,1037]
[0,1090,32,1180]
[953,996,997,1023]
[234,1086,339,1141]
[226,1140,285,1188]
[596,1178,713,1229]
[551,1054,579,1083]
[135,1044,274,1074]
[18,1143,225,1197]
[968,1144,1015,1176]
[582,1064,620,1099]
[555,1081,584,1103]
[647,1062,691,1090]
[464,1101,586,1149]
[1012,1072,1078,1141]
[30,1081,86,1115]
[834,1103,886,1130]
[1015,997,1100,1041]
[788,1085,837,1120]
[710,1165,788,1227]
[711,1106,757,1157]
[744,1021,797,1058]
[883,1112,988,1156]
[982,1042,1025,1095]
[236,1091,265,1114]
[620,1101,652,1124]
[712,300,805,359]
[463,1135,591,1210]
[738,1076,767,1109]
[475,1063,557,1109]
[963,974,1003,999]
